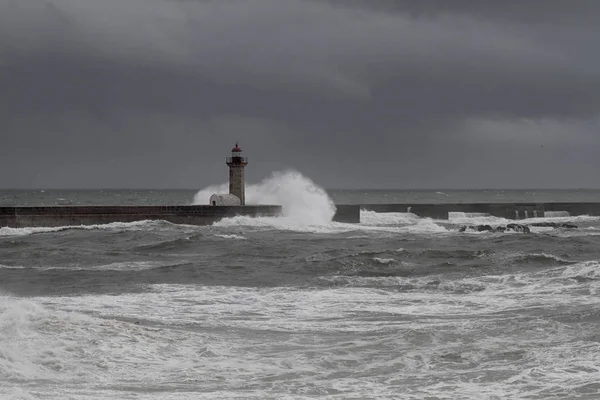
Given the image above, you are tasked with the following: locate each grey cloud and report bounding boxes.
[319,0,600,25]
[1,0,599,189]
[3,0,597,117]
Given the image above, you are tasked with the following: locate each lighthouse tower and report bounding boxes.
[226,142,248,205]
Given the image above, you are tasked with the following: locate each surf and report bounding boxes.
[193,170,337,226]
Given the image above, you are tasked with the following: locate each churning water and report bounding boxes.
[2,172,600,399]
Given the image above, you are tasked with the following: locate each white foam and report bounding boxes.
[1,388,37,400]
[0,261,187,272]
[207,205,597,236]
[4,270,600,398]
[445,212,600,236]
[561,261,600,281]
[373,257,395,264]
[5,288,420,399]
[447,212,600,225]
[0,293,235,395]
[528,253,572,264]
[469,259,600,302]
[0,226,67,237]
[33,284,461,331]
[343,212,449,235]
[0,265,24,270]
[447,213,512,226]
[193,170,336,226]
[524,215,600,224]
[213,215,450,235]
[400,219,449,234]
[360,210,420,226]
[213,215,352,234]
[78,261,185,272]
[544,211,570,218]
[214,234,246,240]
[0,220,163,237]
[35,283,521,333]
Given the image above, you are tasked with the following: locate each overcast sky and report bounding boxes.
[1,0,599,189]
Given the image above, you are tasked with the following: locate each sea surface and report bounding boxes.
[2,173,600,399]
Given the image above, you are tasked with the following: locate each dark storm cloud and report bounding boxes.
[319,0,600,25]
[1,0,599,189]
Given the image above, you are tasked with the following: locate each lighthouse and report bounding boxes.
[226,142,248,205]
[208,143,249,206]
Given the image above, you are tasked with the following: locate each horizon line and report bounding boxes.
[1,187,600,191]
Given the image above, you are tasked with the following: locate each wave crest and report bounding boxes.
[193,170,336,225]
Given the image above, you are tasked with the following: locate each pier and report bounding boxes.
[1,202,598,228]
[0,205,282,228]
[331,202,600,223]
[0,143,289,228]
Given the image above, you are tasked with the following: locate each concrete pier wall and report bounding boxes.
[359,202,600,220]
[2,202,599,228]
[543,203,600,218]
[331,202,600,223]
[0,205,282,228]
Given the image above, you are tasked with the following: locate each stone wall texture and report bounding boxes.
[0,205,282,228]
[2,203,598,228]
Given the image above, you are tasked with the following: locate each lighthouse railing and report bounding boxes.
[226,156,248,164]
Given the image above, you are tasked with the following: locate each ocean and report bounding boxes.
[2,171,600,399]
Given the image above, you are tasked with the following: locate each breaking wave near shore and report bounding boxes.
[192,170,336,225]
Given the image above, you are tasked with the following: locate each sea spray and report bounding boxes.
[192,170,336,225]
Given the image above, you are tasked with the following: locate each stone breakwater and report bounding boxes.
[360,202,600,219]
[332,202,600,223]
[2,202,598,228]
[0,205,282,228]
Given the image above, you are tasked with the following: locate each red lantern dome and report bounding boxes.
[226,142,248,166]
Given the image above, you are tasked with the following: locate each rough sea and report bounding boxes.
[2,171,600,399]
